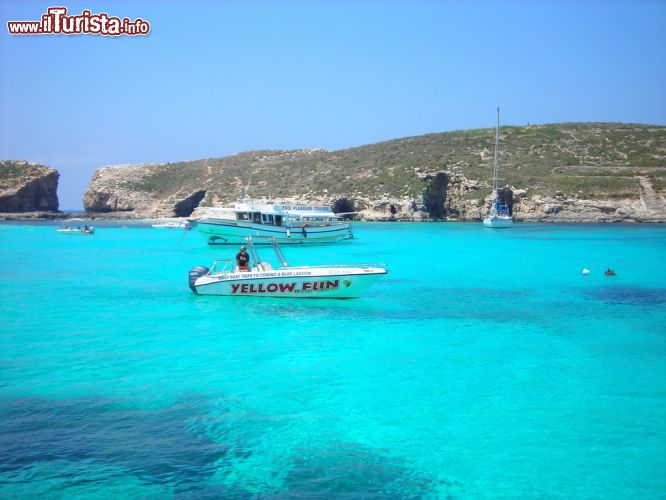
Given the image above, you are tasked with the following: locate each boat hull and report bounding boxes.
[482,216,513,228]
[152,223,188,229]
[193,267,386,298]
[192,219,352,245]
[56,228,95,235]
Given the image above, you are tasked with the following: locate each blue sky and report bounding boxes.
[1,1,665,209]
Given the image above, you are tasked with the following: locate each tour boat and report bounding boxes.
[189,200,353,245]
[189,237,386,298]
[483,107,513,228]
[56,226,95,235]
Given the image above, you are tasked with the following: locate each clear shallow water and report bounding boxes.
[1,221,665,497]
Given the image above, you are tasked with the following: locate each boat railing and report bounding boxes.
[271,237,289,267]
[285,220,348,228]
[209,260,235,275]
[195,218,349,229]
[209,261,385,275]
[286,263,387,271]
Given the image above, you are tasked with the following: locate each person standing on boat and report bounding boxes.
[236,246,250,271]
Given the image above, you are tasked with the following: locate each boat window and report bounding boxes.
[275,215,283,227]
[236,212,250,221]
[262,214,275,225]
[253,212,262,224]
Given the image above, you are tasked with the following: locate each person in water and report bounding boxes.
[605,268,617,276]
[236,246,250,271]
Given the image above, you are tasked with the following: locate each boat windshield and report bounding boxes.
[210,260,234,274]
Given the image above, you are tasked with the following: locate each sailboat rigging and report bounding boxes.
[482,107,513,228]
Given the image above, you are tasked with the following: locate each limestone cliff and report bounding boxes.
[83,164,163,214]
[83,123,666,222]
[0,161,59,212]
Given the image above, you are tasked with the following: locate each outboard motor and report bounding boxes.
[188,266,209,293]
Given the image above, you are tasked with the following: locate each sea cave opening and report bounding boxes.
[174,190,206,217]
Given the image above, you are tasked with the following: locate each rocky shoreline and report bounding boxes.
[2,210,664,224]
[0,212,190,223]
[0,211,71,220]
[3,190,665,224]
[76,167,666,224]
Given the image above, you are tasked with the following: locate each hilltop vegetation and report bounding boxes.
[82,123,666,221]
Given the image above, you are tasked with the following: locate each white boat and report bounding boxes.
[483,215,512,228]
[56,226,95,235]
[190,200,353,245]
[189,237,386,298]
[483,107,513,228]
[152,221,189,229]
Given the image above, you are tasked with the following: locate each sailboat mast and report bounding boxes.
[483,107,512,226]
[494,107,500,192]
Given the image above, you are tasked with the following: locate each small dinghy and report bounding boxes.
[189,237,387,298]
[56,226,95,235]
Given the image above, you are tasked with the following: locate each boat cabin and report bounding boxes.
[231,202,342,227]
[236,212,284,226]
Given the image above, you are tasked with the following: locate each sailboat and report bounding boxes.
[483,107,513,228]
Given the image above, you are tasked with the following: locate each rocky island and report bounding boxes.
[0,161,60,216]
[82,123,666,223]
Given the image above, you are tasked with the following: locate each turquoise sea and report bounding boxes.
[1,221,665,498]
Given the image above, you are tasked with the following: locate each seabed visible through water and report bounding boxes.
[1,221,665,497]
